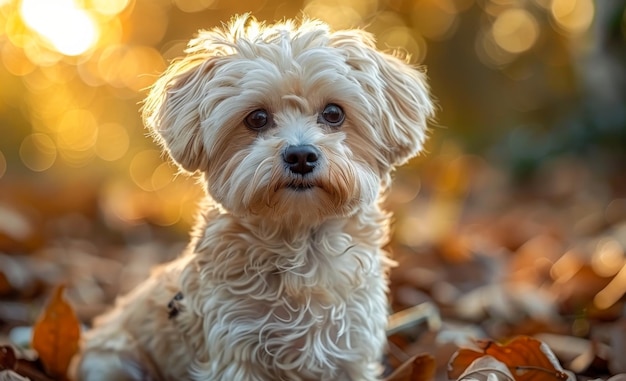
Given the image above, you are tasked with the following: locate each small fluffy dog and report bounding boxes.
[74,15,433,381]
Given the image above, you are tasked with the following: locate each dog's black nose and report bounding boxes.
[283,145,319,175]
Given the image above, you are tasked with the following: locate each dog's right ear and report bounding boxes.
[142,54,219,173]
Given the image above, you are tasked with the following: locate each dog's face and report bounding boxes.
[143,16,433,226]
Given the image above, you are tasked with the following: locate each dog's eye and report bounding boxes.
[320,104,345,127]
[244,109,269,130]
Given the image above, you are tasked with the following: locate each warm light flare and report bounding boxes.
[19,133,57,172]
[550,250,583,283]
[550,0,594,34]
[492,9,539,54]
[92,0,131,16]
[595,262,626,310]
[591,239,625,278]
[20,0,99,56]
[412,0,458,41]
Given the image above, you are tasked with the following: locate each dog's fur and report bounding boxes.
[74,15,433,381]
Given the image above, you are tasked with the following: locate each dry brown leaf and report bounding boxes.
[448,336,572,381]
[588,375,626,381]
[0,346,17,372]
[0,370,30,381]
[31,284,80,380]
[385,353,436,381]
[456,355,515,381]
[606,375,626,381]
[385,355,417,381]
[410,353,436,381]
[0,346,54,381]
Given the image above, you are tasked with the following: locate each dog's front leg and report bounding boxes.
[189,360,271,381]
[74,258,194,381]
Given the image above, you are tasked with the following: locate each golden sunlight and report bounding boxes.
[550,0,594,34]
[492,8,539,54]
[20,0,99,56]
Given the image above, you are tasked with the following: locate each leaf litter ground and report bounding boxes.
[1,150,625,380]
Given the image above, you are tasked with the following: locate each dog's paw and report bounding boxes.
[75,348,161,381]
[167,291,184,319]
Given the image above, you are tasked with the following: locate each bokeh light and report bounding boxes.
[303,0,363,29]
[96,45,166,91]
[20,0,98,56]
[594,264,626,310]
[592,239,625,278]
[550,250,583,284]
[475,27,516,67]
[1,0,622,230]
[91,0,131,16]
[129,150,163,192]
[95,123,130,162]
[1,42,36,76]
[492,8,539,54]
[19,133,57,172]
[56,109,98,153]
[174,0,217,13]
[411,0,458,41]
[550,0,594,35]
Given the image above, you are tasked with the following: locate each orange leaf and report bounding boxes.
[31,284,81,380]
[448,336,570,381]
[410,353,436,381]
[385,354,436,381]
[448,348,483,380]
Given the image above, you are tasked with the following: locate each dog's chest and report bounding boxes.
[191,240,386,377]
[209,270,382,379]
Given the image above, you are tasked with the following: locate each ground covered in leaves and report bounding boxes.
[1,147,626,381]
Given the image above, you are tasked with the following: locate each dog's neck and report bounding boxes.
[194,201,389,247]
[189,202,392,295]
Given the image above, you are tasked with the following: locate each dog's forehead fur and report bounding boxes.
[191,17,338,59]
[192,19,378,131]
[203,45,367,131]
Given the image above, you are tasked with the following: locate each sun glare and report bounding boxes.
[20,0,99,56]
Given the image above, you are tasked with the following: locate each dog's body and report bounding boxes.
[74,15,433,381]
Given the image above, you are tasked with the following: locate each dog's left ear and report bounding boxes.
[330,30,435,167]
[142,53,220,173]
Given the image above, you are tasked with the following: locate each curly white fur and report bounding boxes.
[73,14,433,381]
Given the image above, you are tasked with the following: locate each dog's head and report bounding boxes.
[143,15,433,226]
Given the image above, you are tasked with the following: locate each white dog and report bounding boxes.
[74,15,433,381]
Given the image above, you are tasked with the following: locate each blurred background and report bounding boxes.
[1,0,626,377]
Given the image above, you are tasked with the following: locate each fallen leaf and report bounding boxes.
[456,355,515,381]
[385,353,436,381]
[410,353,436,381]
[588,375,626,381]
[448,336,573,381]
[607,375,626,381]
[0,346,54,381]
[0,346,17,372]
[0,370,30,381]
[31,284,80,380]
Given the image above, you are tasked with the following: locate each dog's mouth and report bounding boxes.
[286,181,316,191]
